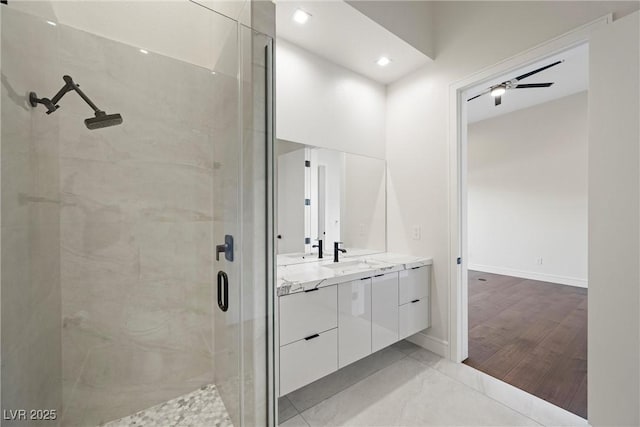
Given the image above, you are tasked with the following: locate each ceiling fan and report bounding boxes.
[467,60,563,106]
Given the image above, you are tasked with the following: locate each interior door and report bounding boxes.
[276,148,305,253]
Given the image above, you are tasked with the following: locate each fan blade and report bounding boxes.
[514,60,562,81]
[495,96,502,106]
[467,88,491,102]
[515,83,554,88]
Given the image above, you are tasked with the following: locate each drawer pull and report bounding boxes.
[374,274,384,278]
[361,277,371,281]
[304,287,319,293]
[411,299,420,303]
[411,266,422,270]
[304,333,320,341]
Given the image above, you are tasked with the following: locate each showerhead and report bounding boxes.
[85,111,123,130]
[30,75,123,130]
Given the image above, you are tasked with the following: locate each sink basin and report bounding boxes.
[323,260,369,270]
[323,259,389,272]
[282,252,311,258]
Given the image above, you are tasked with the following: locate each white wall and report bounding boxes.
[385,1,639,355]
[467,92,588,287]
[276,38,386,159]
[588,11,639,426]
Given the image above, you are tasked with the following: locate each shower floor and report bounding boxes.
[103,384,232,427]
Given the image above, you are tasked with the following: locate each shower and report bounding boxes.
[2,3,273,425]
[29,74,123,129]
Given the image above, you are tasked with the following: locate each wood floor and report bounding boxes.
[463,271,587,419]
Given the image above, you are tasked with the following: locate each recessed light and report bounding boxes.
[211,71,217,75]
[490,85,506,97]
[292,9,311,24]
[376,56,391,67]
[46,20,57,26]
[139,49,149,55]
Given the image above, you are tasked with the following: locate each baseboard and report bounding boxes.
[407,332,449,358]
[468,264,588,288]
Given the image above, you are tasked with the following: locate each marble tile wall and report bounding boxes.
[1,9,63,426]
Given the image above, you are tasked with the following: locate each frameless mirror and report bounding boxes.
[276,140,386,264]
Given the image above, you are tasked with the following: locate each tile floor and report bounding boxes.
[103,384,232,427]
[279,341,588,427]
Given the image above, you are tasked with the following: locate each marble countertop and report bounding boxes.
[277,252,433,296]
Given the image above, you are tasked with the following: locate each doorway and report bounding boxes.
[448,15,611,422]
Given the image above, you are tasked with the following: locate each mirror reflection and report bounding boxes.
[276,140,386,264]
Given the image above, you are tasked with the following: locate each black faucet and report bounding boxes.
[333,241,347,263]
[312,239,323,259]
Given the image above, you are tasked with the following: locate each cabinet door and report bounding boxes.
[371,272,399,352]
[338,278,372,368]
[399,266,429,305]
[399,298,430,339]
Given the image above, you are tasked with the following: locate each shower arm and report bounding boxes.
[30,75,105,115]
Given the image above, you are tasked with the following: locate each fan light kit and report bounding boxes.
[376,56,391,67]
[293,9,311,24]
[468,60,563,106]
[490,85,506,97]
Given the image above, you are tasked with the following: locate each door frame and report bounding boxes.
[447,14,611,363]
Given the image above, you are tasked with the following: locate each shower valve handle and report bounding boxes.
[216,235,234,262]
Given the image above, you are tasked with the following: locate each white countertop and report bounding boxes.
[277,252,433,296]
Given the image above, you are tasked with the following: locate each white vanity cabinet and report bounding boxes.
[338,278,372,368]
[278,261,431,397]
[398,266,430,339]
[371,272,399,352]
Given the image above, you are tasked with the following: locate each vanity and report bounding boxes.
[277,253,432,396]
[275,140,432,397]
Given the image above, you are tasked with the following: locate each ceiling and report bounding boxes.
[466,43,588,124]
[276,0,432,85]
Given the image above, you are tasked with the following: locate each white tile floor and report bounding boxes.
[279,341,588,427]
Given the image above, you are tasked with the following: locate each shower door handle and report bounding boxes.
[217,271,229,312]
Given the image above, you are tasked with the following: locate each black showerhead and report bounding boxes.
[30,75,123,130]
[85,111,123,130]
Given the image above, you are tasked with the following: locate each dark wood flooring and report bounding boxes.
[463,271,587,419]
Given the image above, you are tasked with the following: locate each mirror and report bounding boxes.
[276,140,386,264]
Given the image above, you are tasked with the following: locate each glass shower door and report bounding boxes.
[0,2,272,426]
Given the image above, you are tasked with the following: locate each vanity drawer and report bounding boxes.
[279,328,338,396]
[399,266,429,305]
[399,297,430,339]
[279,286,337,346]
